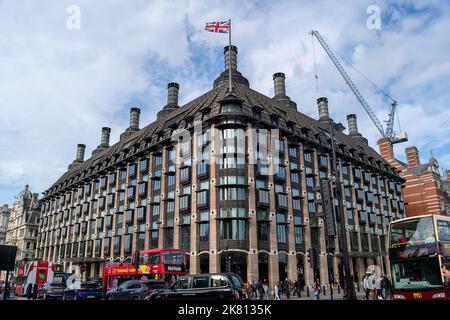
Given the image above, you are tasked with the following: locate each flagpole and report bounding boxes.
[228,18,232,93]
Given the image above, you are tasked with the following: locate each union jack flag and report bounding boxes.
[205,21,230,33]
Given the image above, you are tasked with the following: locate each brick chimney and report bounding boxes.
[377,137,394,160]
[405,146,420,167]
[446,169,450,181]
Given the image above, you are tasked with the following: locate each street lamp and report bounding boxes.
[319,123,357,300]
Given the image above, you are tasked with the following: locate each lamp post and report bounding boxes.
[320,123,357,300]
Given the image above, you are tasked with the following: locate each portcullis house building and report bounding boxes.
[36,46,405,286]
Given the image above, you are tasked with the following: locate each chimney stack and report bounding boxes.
[405,146,421,167]
[273,73,286,97]
[377,137,394,160]
[317,97,330,123]
[129,108,141,130]
[75,144,86,162]
[224,45,238,71]
[100,127,111,146]
[346,114,360,136]
[167,82,179,106]
[446,169,450,181]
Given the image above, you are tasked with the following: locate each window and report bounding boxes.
[197,162,207,176]
[211,275,228,287]
[291,173,299,184]
[219,208,246,218]
[306,177,315,188]
[277,222,287,244]
[219,187,246,201]
[294,226,304,244]
[221,103,241,113]
[257,210,269,241]
[154,154,162,166]
[219,220,247,240]
[289,147,297,158]
[180,196,190,211]
[253,108,261,119]
[193,276,210,288]
[277,167,286,179]
[197,191,208,206]
[180,167,190,182]
[304,152,312,163]
[219,176,245,185]
[198,221,209,242]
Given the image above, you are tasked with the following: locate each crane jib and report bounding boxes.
[311,30,397,139]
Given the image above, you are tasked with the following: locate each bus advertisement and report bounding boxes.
[135,248,187,285]
[13,261,56,296]
[388,214,450,300]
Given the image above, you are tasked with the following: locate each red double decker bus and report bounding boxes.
[102,248,188,290]
[102,262,142,291]
[134,248,188,285]
[388,214,450,300]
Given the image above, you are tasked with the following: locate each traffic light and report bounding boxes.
[321,179,336,236]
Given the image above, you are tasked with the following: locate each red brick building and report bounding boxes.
[378,138,450,217]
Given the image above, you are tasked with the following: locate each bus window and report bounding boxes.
[437,220,450,241]
[149,253,160,264]
[139,253,148,265]
[162,251,185,265]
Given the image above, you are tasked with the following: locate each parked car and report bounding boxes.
[62,281,103,300]
[106,279,167,300]
[38,282,66,300]
[146,273,245,300]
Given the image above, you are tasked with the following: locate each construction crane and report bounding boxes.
[310,30,408,144]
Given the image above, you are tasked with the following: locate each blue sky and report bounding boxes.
[1,0,450,205]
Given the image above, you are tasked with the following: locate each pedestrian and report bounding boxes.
[244,282,251,299]
[314,279,321,300]
[375,275,382,300]
[3,281,10,300]
[251,280,257,298]
[368,272,376,300]
[274,282,281,300]
[285,279,291,299]
[380,275,387,300]
[32,283,38,300]
[256,280,261,299]
[363,273,371,300]
[293,280,299,297]
[263,280,269,300]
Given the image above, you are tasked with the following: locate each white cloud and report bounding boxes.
[0,0,449,204]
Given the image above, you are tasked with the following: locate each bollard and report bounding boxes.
[298,288,301,298]
[357,281,361,292]
[306,286,310,297]
[330,285,334,300]
[323,285,326,296]
[338,284,341,294]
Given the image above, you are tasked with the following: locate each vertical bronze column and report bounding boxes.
[173,141,182,248]
[120,166,129,260]
[284,138,297,281]
[267,129,280,289]
[209,124,219,273]
[189,126,199,274]
[131,161,142,254]
[246,123,259,282]
[144,152,154,250]
[299,142,313,286]
[313,148,329,283]
[158,147,168,248]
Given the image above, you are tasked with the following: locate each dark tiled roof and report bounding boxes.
[43,74,399,199]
